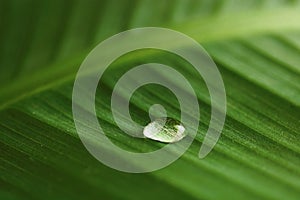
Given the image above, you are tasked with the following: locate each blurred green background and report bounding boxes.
[0,0,300,199]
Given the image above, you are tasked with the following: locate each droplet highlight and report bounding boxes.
[143,117,186,143]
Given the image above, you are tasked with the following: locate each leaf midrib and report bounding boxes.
[1,6,300,110]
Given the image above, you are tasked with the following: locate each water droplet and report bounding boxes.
[143,117,186,143]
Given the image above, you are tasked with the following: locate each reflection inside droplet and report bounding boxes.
[143,117,186,143]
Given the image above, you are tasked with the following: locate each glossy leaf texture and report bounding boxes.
[0,0,300,199]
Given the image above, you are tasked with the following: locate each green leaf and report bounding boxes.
[1,1,300,199]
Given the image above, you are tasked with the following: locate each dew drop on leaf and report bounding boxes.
[143,117,186,143]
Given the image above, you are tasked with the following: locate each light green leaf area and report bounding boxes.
[0,1,299,200]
